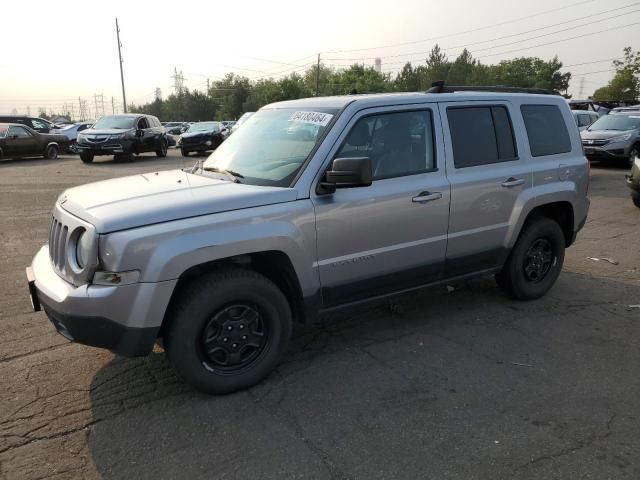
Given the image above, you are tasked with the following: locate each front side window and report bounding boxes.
[336,110,436,180]
[447,106,517,168]
[8,126,31,138]
[521,105,571,157]
[203,107,337,186]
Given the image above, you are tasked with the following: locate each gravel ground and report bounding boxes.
[0,151,639,480]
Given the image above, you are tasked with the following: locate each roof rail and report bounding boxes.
[426,80,558,96]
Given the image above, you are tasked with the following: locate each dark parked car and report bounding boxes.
[164,122,189,135]
[581,112,640,167]
[180,121,228,156]
[76,114,168,163]
[0,123,69,159]
[0,116,53,133]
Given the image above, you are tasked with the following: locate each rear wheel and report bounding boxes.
[44,144,58,160]
[181,147,189,157]
[156,139,168,157]
[68,141,79,154]
[496,217,565,300]
[80,152,94,164]
[632,194,640,209]
[165,268,292,394]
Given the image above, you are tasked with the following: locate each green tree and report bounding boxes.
[593,47,640,102]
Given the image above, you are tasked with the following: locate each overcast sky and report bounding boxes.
[1,0,638,116]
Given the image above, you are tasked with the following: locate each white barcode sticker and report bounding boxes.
[288,111,333,126]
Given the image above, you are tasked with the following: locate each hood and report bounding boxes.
[182,130,216,138]
[581,128,637,140]
[82,128,134,136]
[59,169,298,233]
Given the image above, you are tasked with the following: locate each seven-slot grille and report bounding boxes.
[49,216,69,273]
[582,139,609,147]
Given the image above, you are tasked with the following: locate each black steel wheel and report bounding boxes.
[200,304,268,373]
[156,139,168,157]
[632,193,640,209]
[496,217,565,300]
[165,268,292,394]
[80,152,93,164]
[44,144,58,160]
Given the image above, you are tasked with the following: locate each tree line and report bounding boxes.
[129,45,639,122]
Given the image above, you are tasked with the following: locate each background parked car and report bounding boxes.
[0,116,53,133]
[164,122,189,134]
[0,123,68,159]
[50,121,94,153]
[76,114,168,163]
[180,121,228,156]
[581,112,640,167]
[572,111,598,132]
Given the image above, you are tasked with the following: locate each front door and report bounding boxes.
[440,101,532,277]
[5,126,36,156]
[312,106,450,307]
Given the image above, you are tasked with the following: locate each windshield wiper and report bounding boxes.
[203,166,244,183]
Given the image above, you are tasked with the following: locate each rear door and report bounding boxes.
[440,101,532,277]
[312,105,451,307]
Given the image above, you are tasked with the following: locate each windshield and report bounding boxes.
[202,107,337,186]
[92,116,136,130]
[236,112,254,126]
[187,122,221,132]
[589,114,640,131]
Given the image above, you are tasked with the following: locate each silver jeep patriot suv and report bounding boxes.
[27,85,590,394]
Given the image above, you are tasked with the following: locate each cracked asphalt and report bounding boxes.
[1,151,639,480]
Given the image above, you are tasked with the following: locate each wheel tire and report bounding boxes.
[68,141,78,154]
[165,268,292,394]
[44,144,58,160]
[80,152,94,164]
[156,139,168,157]
[181,147,189,157]
[496,217,565,300]
[632,194,640,209]
[627,146,639,169]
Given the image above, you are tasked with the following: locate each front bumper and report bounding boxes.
[182,140,212,151]
[27,246,177,356]
[582,140,632,160]
[76,139,134,156]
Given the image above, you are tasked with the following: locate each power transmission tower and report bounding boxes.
[578,77,585,99]
[111,96,116,114]
[172,67,186,95]
[155,88,162,101]
[116,18,127,113]
[26,106,31,116]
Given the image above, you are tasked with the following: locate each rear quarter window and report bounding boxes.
[521,105,571,157]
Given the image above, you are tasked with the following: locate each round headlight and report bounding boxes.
[76,230,92,268]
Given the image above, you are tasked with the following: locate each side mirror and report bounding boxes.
[319,157,372,194]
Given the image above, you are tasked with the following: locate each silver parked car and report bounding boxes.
[27,85,589,394]
[572,110,598,132]
[50,121,94,153]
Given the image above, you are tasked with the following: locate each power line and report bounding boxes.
[323,0,600,54]
[325,4,639,63]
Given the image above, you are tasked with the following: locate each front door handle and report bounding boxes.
[412,191,442,203]
[501,177,525,188]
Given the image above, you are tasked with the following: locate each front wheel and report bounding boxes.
[44,144,58,160]
[156,139,168,157]
[181,147,189,157]
[165,268,292,395]
[80,152,94,163]
[496,217,565,300]
[632,193,640,209]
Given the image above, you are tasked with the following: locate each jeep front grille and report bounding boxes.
[49,217,69,273]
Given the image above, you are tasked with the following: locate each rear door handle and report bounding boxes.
[412,191,442,203]
[501,177,525,188]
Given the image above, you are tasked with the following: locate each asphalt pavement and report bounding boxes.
[0,150,639,480]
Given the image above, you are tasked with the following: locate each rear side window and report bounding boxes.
[447,106,517,168]
[521,105,571,157]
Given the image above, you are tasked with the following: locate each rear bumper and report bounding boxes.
[27,246,177,357]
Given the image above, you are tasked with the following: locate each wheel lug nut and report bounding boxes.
[240,325,245,329]
[223,338,229,342]
[242,335,247,340]
[227,326,233,331]
[232,343,238,348]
